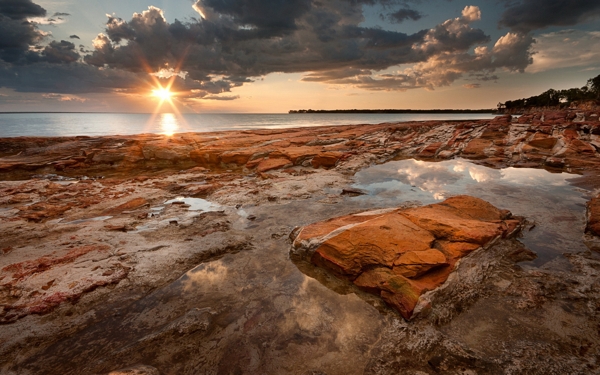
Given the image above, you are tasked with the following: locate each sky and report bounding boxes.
[0,0,599,113]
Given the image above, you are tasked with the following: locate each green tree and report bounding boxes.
[587,74,600,98]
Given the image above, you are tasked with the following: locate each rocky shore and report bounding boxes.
[1,110,600,374]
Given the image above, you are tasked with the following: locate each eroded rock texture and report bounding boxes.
[291,196,523,319]
[1,110,600,182]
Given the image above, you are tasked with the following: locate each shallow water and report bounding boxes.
[17,158,596,373]
[133,197,226,233]
[62,216,112,225]
[164,196,223,212]
[352,158,593,267]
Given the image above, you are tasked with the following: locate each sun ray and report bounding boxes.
[152,87,173,101]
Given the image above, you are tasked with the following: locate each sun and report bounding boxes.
[152,87,173,101]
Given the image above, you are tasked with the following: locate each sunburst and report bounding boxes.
[152,87,173,101]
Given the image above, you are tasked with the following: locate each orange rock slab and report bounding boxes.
[291,196,523,319]
[256,158,293,173]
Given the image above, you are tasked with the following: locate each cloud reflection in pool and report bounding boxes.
[352,158,592,268]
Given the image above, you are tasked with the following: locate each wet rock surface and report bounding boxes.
[1,110,600,182]
[0,110,600,374]
[291,196,523,319]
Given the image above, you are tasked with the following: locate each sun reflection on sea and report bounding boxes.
[160,113,179,136]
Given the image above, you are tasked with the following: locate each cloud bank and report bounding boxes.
[1,0,598,102]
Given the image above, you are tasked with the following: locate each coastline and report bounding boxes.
[288,109,496,114]
[1,110,600,374]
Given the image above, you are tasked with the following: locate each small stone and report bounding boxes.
[340,188,367,196]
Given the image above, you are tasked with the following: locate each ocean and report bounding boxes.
[0,112,498,137]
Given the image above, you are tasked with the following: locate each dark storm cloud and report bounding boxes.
[0,0,542,97]
[0,0,48,64]
[42,40,80,64]
[196,0,312,34]
[386,8,423,23]
[52,12,70,17]
[0,17,45,64]
[499,0,600,32]
[0,63,144,93]
[84,2,493,79]
[0,0,46,20]
[203,94,240,100]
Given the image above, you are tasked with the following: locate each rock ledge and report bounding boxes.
[291,195,523,319]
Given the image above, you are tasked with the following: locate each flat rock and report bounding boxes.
[291,196,523,319]
[103,198,148,215]
[256,158,293,173]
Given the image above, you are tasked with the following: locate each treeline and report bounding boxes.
[500,74,600,110]
[289,109,494,114]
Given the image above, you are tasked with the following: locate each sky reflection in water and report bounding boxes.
[353,159,592,268]
[158,113,180,136]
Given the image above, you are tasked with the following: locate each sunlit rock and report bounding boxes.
[291,195,523,319]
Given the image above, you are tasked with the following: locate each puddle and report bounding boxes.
[164,197,222,212]
[62,216,112,225]
[351,158,592,268]
[133,197,224,233]
[23,200,386,374]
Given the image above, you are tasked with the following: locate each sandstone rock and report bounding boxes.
[490,114,512,124]
[311,152,343,168]
[292,196,523,319]
[435,241,480,259]
[220,150,255,165]
[462,139,492,159]
[393,249,447,278]
[18,202,71,222]
[190,149,221,167]
[527,135,557,150]
[103,198,148,215]
[401,206,505,246]
[354,267,422,319]
[418,142,443,158]
[92,150,126,164]
[8,193,33,203]
[1,110,599,181]
[185,183,217,197]
[310,213,435,278]
[276,146,319,164]
[0,244,130,323]
[256,158,293,173]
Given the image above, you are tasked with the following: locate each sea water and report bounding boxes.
[0,112,497,137]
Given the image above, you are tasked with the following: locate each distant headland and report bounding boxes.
[288,109,495,114]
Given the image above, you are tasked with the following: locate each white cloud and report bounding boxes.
[527,29,600,73]
[461,6,481,22]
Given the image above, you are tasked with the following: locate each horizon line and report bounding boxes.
[0,108,496,115]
